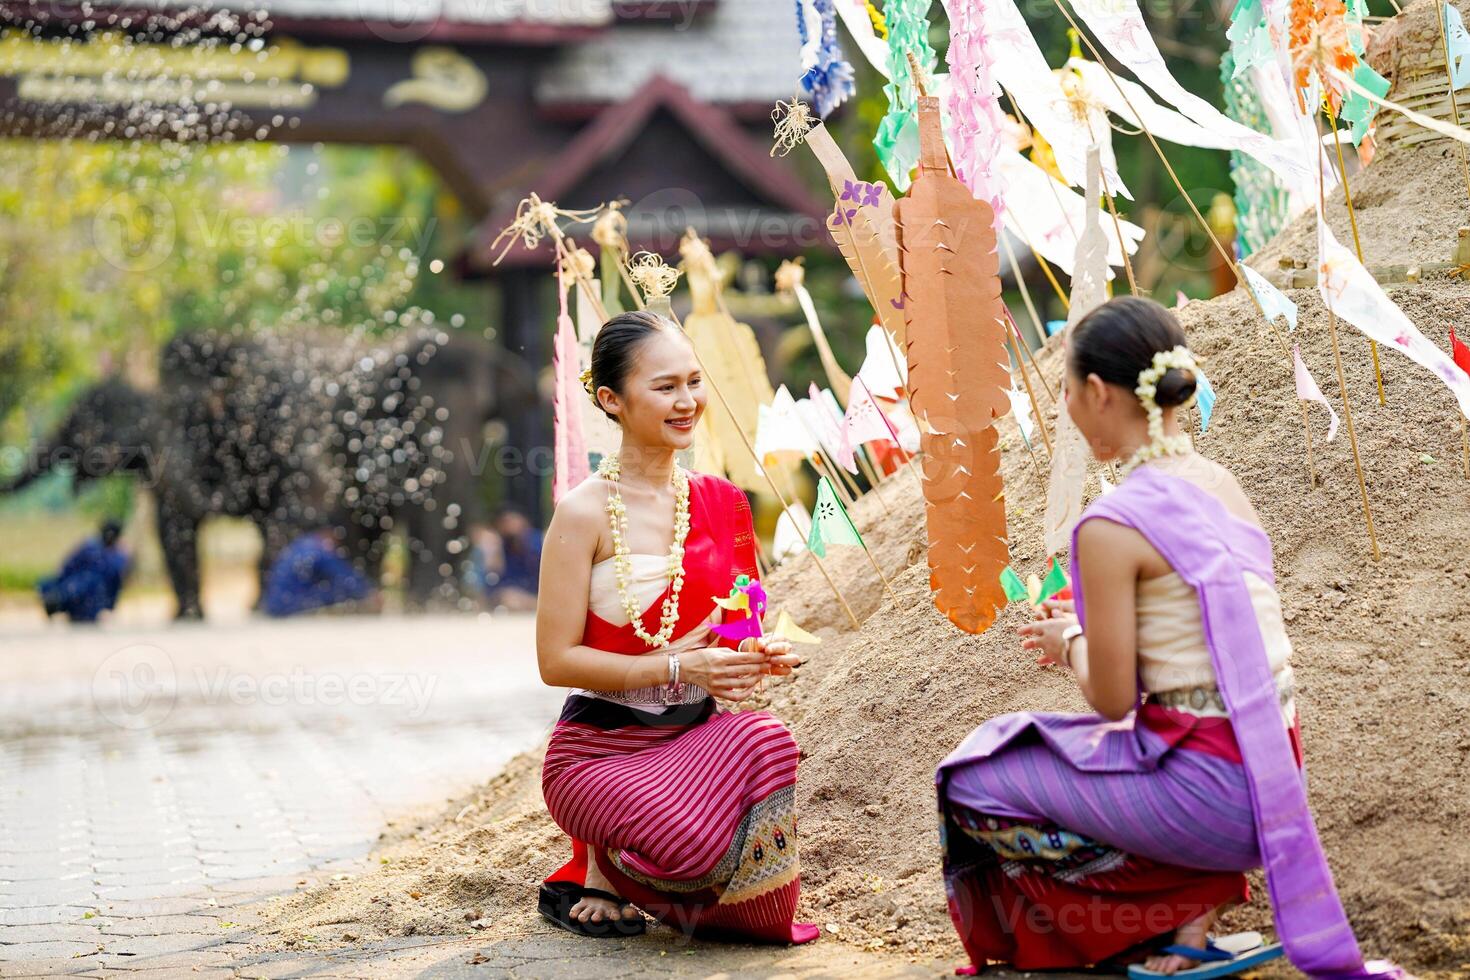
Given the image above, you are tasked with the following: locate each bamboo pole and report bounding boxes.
[1299,401,1319,488]
[1322,103,1387,406]
[634,295,865,626]
[1008,329,1052,459]
[1313,136,1381,561]
[1438,2,1470,210]
[1046,0,1291,359]
[999,239,1059,404]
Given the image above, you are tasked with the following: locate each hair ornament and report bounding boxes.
[1122,345,1198,478]
[579,367,596,400]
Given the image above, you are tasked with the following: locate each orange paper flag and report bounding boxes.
[895,96,1011,634]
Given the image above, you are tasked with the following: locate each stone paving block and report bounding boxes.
[91,898,213,918]
[93,967,234,979]
[0,956,106,978]
[0,905,93,927]
[93,883,211,902]
[96,931,228,957]
[91,858,202,876]
[0,877,101,896]
[92,870,206,889]
[92,913,222,937]
[0,922,106,944]
[0,938,103,960]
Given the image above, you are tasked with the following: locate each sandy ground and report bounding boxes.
[254,5,1468,974]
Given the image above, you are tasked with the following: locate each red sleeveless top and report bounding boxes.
[579,471,759,654]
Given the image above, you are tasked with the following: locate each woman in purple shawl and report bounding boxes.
[937,298,1404,980]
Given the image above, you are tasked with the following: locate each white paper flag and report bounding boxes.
[1293,346,1340,443]
[856,324,907,399]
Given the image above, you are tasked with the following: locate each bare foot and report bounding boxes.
[568,861,638,926]
[1141,904,1223,975]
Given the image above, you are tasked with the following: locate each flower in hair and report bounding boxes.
[579,367,596,399]
[1122,346,1199,477]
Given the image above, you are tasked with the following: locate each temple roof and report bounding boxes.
[37,0,614,27]
[536,0,799,110]
[471,74,829,271]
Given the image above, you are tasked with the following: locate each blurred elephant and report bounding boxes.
[1,328,532,618]
[330,329,533,608]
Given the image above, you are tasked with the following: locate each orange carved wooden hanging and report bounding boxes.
[895,96,1010,634]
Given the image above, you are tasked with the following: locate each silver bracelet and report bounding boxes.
[664,652,682,705]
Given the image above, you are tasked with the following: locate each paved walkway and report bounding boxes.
[0,614,563,977]
[0,613,956,978]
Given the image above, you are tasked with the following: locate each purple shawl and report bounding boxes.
[1074,467,1402,980]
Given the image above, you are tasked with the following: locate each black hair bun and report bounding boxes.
[1154,368,1197,409]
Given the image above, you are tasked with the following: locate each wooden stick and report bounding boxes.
[1008,329,1053,459]
[683,332,865,627]
[1314,137,1381,561]
[1462,417,1469,479]
[1008,312,1056,405]
[999,239,1059,404]
[811,452,857,508]
[855,447,891,508]
[1081,111,1140,295]
[1048,0,1293,363]
[1299,400,1318,488]
[1438,2,1470,211]
[1323,103,1387,406]
[858,536,903,607]
[1015,220,1072,311]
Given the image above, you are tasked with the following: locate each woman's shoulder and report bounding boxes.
[551,477,611,529]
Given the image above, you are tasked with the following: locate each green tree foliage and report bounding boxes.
[0,139,483,450]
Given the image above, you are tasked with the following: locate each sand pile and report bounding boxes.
[260,47,1470,979]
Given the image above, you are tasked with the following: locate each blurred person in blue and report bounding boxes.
[263,528,377,618]
[39,519,131,623]
[469,508,542,611]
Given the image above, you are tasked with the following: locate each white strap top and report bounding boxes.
[572,554,716,711]
[1135,570,1296,720]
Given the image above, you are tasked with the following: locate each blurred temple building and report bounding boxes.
[0,0,829,517]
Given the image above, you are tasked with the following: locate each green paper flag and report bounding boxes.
[1339,62,1390,146]
[999,566,1029,604]
[873,0,938,191]
[807,476,863,558]
[1038,557,1070,604]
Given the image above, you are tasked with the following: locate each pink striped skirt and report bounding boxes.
[542,695,818,944]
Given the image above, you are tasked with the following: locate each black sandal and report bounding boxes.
[537,881,647,938]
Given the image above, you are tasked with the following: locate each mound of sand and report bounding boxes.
[258,19,1470,973]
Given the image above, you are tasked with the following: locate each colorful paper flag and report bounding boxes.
[806,475,863,558]
[773,502,812,563]
[772,609,821,645]
[999,566,1029,603]
[754,385,819,465]
[1317,220,1470,421]
[1038,557,1069,604]
[796,0,856,119]
[551,270,590,505]
[1195,368,1217,434]
[799,385,850,470]
[1451,325,1470,377]
[838,376,900,471]
[1005,386,1036,445]
[1240,264,1298,333]
[1445,3,1470,90]
[856,324,907,399]
[1293,346,1340,443]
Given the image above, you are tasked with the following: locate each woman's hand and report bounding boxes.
[1037,598,1074,620]
[1018,614,1078,667]
[740,635,801,677]
[682,646,769,702]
